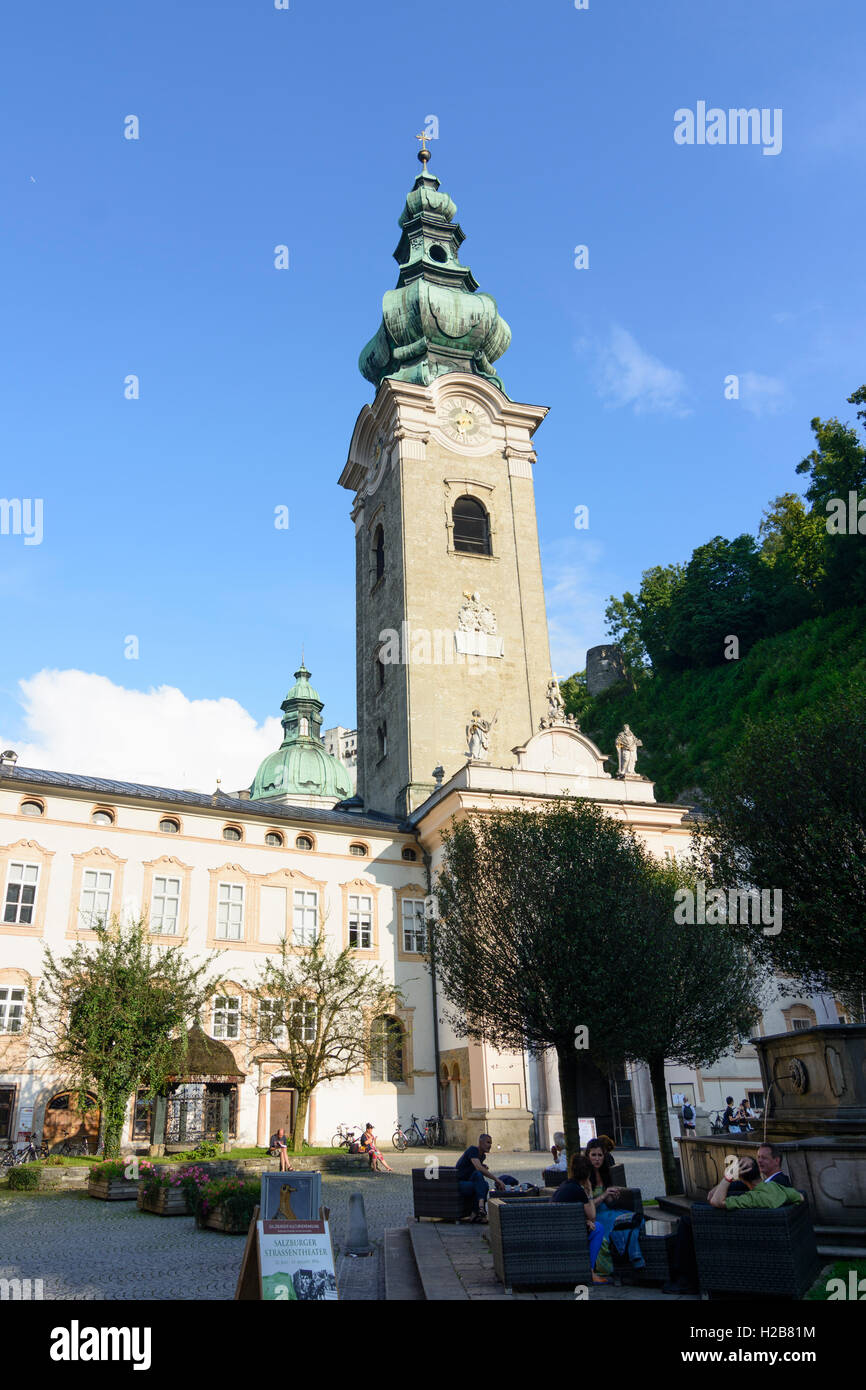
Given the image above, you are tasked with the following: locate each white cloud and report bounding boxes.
[542,538,612,679]
[1,670,282,793]
[590,326,690,416]
[738,371,788,416]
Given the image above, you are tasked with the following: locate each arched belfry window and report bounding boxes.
[373,524,385,582]
[452,495,491,555]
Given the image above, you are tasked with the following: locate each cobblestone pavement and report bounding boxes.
[0,1149,667,1301]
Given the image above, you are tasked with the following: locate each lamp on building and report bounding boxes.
[0,749,18,768]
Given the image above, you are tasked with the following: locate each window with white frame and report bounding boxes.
[3,861,40,925]
[79,868,112,929]
[348,893,372,949]
[216,882,244,940]
[401,898,427,953]
[292,1000,317,1044]
[0,987,25,1033]
[258,999,286,1042]
[150,875,181,934]
[213,995,240,1040]
[292,889,318,946]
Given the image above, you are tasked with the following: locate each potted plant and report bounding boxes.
[136,1163,195,1216]
[193,1175,260,1233]
[87,1159,139,1201]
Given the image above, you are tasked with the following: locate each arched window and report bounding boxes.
[19,800,44,817]
[370,1015,404,1084]
[295,834,313,851]
[222,825,242,842]
[265,831,284,847]
[373,524,385,582]
[91,808,115,826]
[452,495,491,555]
[159,817,180,834]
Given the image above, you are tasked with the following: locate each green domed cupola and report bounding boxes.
[250,661,353,805]
[359,144,511,393]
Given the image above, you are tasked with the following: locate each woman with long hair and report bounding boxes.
[584,1140,645,1276]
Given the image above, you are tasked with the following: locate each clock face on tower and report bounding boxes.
[439,396,491,448]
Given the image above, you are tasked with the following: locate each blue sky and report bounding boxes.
[1,0,864,789]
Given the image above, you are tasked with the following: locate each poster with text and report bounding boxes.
[258,1219,338,1301]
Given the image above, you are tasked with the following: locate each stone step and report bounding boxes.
[384,1227,425,1301]
[408,1221,468,1300]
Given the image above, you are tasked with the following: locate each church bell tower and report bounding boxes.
[339,144,555,818]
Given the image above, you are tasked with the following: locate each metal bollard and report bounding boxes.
[345,1191,372,1257]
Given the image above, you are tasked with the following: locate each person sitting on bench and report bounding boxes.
[456,1133,506,1223]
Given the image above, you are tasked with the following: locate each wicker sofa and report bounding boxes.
[412,1167,474,1221]
[691,1199,820,1299]
[488,1196,594,1288]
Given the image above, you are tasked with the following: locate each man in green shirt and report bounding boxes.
[708,1156,803,1209]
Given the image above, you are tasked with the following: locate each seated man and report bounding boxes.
[456,1132,506,1223]
[550,1130,568,1171]
[756,1142,792,1187]
[663,1156,802,1294]
[708,1155,803,1210]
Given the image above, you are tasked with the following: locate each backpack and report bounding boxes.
[682,1103,694,1121]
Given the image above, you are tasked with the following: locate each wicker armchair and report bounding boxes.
[691,1200,820,1299]
[541,1166,567,1188]
[411,1167,474,1221]
[488,1197,593,1289]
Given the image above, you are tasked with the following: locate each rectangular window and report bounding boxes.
[0,1086,15,1141]
[292,890,318,946]
[216,882,244,941]
[4,861,40,925]
[401,898,427,953]
[80,868,112,929]
[213,995,240,1040]
[0,987,25,1034]
[791,1017,812,1031]
[348,894,372,949]
[291,1000,317,1044]
[150,875,181,934]
[747,1091,765,1111]
[258,999,286,1042]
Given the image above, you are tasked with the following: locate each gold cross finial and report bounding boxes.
[415,131,432,166]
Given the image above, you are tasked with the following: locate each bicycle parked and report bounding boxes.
[330,1122,361,1152]
[1,1137,49,1167]
[391,1115,438,1150]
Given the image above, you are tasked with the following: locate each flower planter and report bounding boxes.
[197,1207,251,1234]
[87,1176,139,1201]
[137,1184,190,1216]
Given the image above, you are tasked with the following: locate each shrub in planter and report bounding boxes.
[193,1176,260,1232]
[8,1164,41,1190]
[89,1160,131,1182]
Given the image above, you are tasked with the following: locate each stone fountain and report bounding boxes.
[677,1024,866,1256]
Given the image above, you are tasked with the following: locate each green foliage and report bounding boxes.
[31,916,218,1159]
[8,1164,41,1190]
[193,1176,260,1231]
[573,607,866,804]
[89,1160,131,1181]
[558,670,593,723]
[694,684,866,1004]
[42,1155,64,1167]
[244,935,399,1153]
[429,801,763,1190]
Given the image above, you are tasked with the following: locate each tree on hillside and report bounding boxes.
[558,670,593,723]
[31,918,216,1157]
[605,564,684,676]
[693,686,866,1010]
[758,493,825,604]
[428,799,763,1188]
[796,397,866,608]
[243,936,400,1152]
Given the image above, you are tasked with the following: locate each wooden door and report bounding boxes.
[269,1089,295,1143]
[42,1091,100,1151]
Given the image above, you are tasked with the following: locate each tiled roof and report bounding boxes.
[0,764,408,833]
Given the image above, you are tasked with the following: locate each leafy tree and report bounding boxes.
[796,399,866,607]
[31,917,216,1158]
[693,685,866,1006]
[603,592,650,680]
[758,493,825,603]
[613,861,766,1192]
[665,535,785,670]
[243,936,399,1152]
[559,670,593,723]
